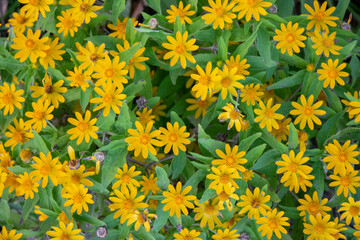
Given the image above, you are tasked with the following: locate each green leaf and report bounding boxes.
[172,151,186,179]
[112,0,126,24]
[101,149,127,188]
[8,166,32,175]
[31,130,50,153]
[156,166,170,190]
[99,139,126,151]
[174,16,183,34]
[257,25,271,66]
[146,0,161,13]
[277,0,294,17]
[245,144,267,167]
[198,189,216,204]
[125,17,136,44]
[234,22,261,57]
[333,0,350,20]
[189,152,213,164]
[97,110,116,132]
[66,49,81,67]
[118,43,142,65]
[267,70,306,90]
[251,149,281,170]
[278,205,300,219]
[313,160,325,198]
[350,55,360,86]
[324,88,342,112]
[218,36,228,61]
[80,86,92,113]
[238,132,262,152]
[22,194,39,222]
[131,226,156,240]
[279,53,308,68]
[115,100,132,134]
[316,111,344,147]
[327,127,360,143]
[152,202,169,233]
[198,138,226,158]
[288,123,299,150]
[170,111,185,127]
[0,199,10,222]
[338,40,357,61]
[184,169,207,188]
[63,88,80,102]
[301,71,316,96]
[73,213,106,226]
[0,56,26,75]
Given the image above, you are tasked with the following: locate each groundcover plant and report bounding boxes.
[0,0,359,239]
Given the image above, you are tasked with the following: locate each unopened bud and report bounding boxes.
[341,22,351,31]
[267,4,278,14]
[240,232,251,240]
[96,226,108,238]
[94,152,105,162]
[136,96,148,110]
[176,224,182,232]
[149,18,158,29]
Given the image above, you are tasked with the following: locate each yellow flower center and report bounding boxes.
[219,191,229,201]
[251,199,260,208]
[59,234,70,240]
[225,156,235,166]
[315,224,325,234]
[71,174,80,184]
[268,219,278,229]
[308,202,319,215]
[303,107,313,116]
[197,100,206,108]
[323,38,334,48]
[90,54,98,62]
[77,122,89,132]
[168,133,178,143]
[265,109,274,118]
[229,110,240,120]
[73,193,84,204]
[204,204,215,214]
[25,39,36,49]
[314,10,325,21]
[288,163,298,173]
[349,206,360,216]
[22,178,33,190]
[299,131,308,141]
[74,74,85,85]
[80,3,89,12]
[140,134,150,145]
[220,174,230,184]
[175,9,185,18]
[215,7,225,17]
[247,0,257,7]
[221,77,232,88]
[40,164,51,176]
[328,69,338,79]
[12,131,24,143]
[199,75,210,85]
[33,110,44,120]
[340,175,351,186]
[121,173,131,184]
[306,64,315,72]
[63,17,75,28]
[174,194,184,205]
[242,170,251,180]
[103,94,114,104]
[104,68,115,78]
[175,44,186,54]
[285,33,295,43]
[16,15,26,24]
[338,152,347,162]
[45,85,53,94]
[245,88,256,98]
[123,199,134,210]
[2,93,14,104]
[29,0,40,6]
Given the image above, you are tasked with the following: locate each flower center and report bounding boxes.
[140,134,150,145]
[2,93,14,104]
[215,7,225,17]
[265,109,274,118]
[63,18,74,28]
[17,15,26,24]
[33,110,44,120]
[308,202,319,215]
[285,33,295,43]
[328,69,338,79]
[197,100,206,107]
[25,39,36,49]
[304,107,313,116]
[90,54,98,62]
[247,0,257,7]
[73,193,83,204]
[338,152,347,162]
[40,164,51,176]
[174,194,184,205]
[74,74,85,84]
[314,10,325,21]
[245,89,256,98]
[104,68,115,78]
[77,122,89,132]
[219,191,229,201]
[225,156,235,166]
[229,110,240,120]
[220,174,230,184]
[121,174,131,184]
[137,213,146,224]
[340,175,351,186]
[123,199,134,210]
[315,224,325,234]
[268,219,278,229]
[175,44,185,54]
[221,78,232,88]
[251,199,260,208]
[45,85,53,94]
[22,178,33,190]
[12,131,24,143]
[288,163,298,173]
[199,75,210,85]
[71,174,80,184]
[176,9,185,18]
[299,132,308,141]
[323,38,334,48]
[204,204,215,214]
[80,3,89,12]
[60,234,70,240]
[168,133,178,143]
[183,236,192,240]
[349,206,360,216]
[29,0,40,6]
[103,94,114,104]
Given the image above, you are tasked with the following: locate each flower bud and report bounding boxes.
[267,4,278,14]
[149,18,158,29]
[96,226,108,238]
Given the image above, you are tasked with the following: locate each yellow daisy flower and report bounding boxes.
[311,31,342,57]
[302,0,338,32]
[237,187,271,220]
[25,99,54,133]
[331,217,347,240]
[273,21,306,56]
[272,118,291,142]
[34,205,49,221]
[39,38,66,70]
[4,172,19,194]
[0,226,22,240]
[317,59,349,89]
[76,41,106,71]
[191,61,220,100]
[162,31,198,69]
[254,98,284,132]
[11,28,49,63]
[139,174,160,195]
[126,209,157,232]
[297,130,308,152]
[18,0,53,18]
[4,118,33,150]
[303,214,338,239]
[69,0,103,24]
[290,94,326,130]
[56,10,82,37]
[93,55,128,88]
[47,222,84,240]
[166,1,195,24]
[62,184,94,214]
[66,65,93,91]
[16,171,39,199]
[6,9,36,33]
[90,82,126,117]
[31,152,62,188]
[212,229,240,240]
[157,122,191,155]
[186,93,217,118]
[329,168,360,197]
[108,17,138,39]
[284,172,314,193]
[112,163,141,191]
[0,168,7,197]
[225,55,250,79]
[202,0,236,29]
[30,73,67,109]
[339,197,360,225]
[212,143,247,172]
[240,83,263,106]
[162,181,197,218]
[207,166,240,194]
[240,168,254,182]
[194,198,222,230]
[341,91,360,118]
[63,164,94,187]
[67,110,99,145]
[216,187,239,211]
[0,82,25,115]
[174,228,201,240]
[136,108,155,126]
[349,100,360,123]
[233,0,272,22]
[256,208,290,239]
[323,139,359,174]
[297,191,331,219]
[219,103,246,131]
[215,65,243,100]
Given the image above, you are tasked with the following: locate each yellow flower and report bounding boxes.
[273,21,306,56]
[58,211,72,225]
[216,187,239,211]
[139,174,160,195]
[212,143,247,172]
[157,122,190,155]
[66,65,93,91]
[67,110,99,145]
[76,41,106,71]
[56,10,82,37]
[62,184,94,214]
[317,59,349,89]
[126,209,157,232]
[329,168,360,197]
[91,82,126,117]
[297,130,308,152]
[108,17,138,39]
[303,214,338,240]
[93,55,128,88]
[166,1,195,24]
[302,0,338,32]
[16,171,39,199]
[331,217,347,240]
[225,55,250,79]
[349,101,360,123]
[276,150,313,190]
[113,40,148,79]
[186,93,217,118]
[18,0,53,18]
[202,0,236,29]
[194,199,222,229]
[341,91,360,119]
[272,118,291,142]
[324,139,359,174]
[125,121,162,159]
[30,73,67,108]
[162,181,196,218]
[207,166,240,194]
[34,205,48,221]
[69,0,103,24]
[174,228,201,240]
[39,38,65,70]
[311,31,342,57]
[25,99,54,133]
[6,9,36,33]
[0,226,22,240]
[254,98,284,132]
[218,103,245,131]
[47,222,84,240]
[11,29,49,63]
[4,118,33,150]
[339,197,360,225]
[307,63,315,72]
[0,168,7,197]
[240,83,263,106]
[297,191,331,219]
[241,168,254,182]
[257,208,290,239]
[32,152,62,188]
[290,94,326,130]
[215,65,243,100]
[136,108,155,126]
[109,185,148,224]
[112,163,141,191]
[284,173,314,193]
[162,31,198,69]
[237,187,271,220]
[4,172,19,194]
[63,164,94,187]
[212,229,240,240]
[0,82,25,115]
[191,62,220,100]
[233,0,272,22]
